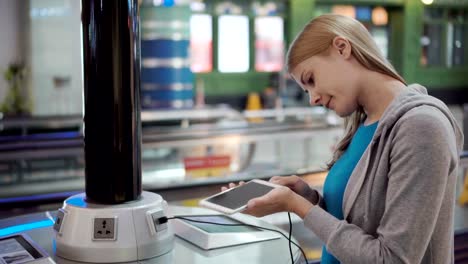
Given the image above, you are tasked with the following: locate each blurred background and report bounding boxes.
[1,0,468,261]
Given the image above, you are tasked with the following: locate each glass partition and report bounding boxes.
[0,108,343,198]
[28,0,83,116]
[421,24,444,66]
[421,7,468,68]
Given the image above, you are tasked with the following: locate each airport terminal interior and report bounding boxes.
[1,0,468,263]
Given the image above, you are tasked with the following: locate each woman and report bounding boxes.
[225,14,463,263]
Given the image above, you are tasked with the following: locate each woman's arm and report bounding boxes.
[301,108,459,264]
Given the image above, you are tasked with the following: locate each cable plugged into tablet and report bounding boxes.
[167,214,308,264]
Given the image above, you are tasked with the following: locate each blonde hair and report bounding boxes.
[287,14,406,169]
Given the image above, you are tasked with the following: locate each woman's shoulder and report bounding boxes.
[393,104,459,145]
[380,85,452,132]
[399,103,450,124]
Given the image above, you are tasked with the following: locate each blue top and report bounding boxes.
[321,121,378,264]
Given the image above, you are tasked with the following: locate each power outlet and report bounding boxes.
[53,209,66,234]
[93,218,116,240]
[151,210,168,232]
[147,209,168,235]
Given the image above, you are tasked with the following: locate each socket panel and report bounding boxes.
[93,218,117,240]
[53,209,66,234]
[148,210,168,234]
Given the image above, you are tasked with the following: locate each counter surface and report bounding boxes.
[0,205,304,264]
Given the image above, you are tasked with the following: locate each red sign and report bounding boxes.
[184,155,231,170]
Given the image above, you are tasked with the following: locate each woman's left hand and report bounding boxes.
[242,186,295,217]
[243,186,315,218]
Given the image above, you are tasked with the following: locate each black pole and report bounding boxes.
[81,0,142,204]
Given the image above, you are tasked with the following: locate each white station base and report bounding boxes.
[53,191,174,263]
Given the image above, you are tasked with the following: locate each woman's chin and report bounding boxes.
[335,110,353,118]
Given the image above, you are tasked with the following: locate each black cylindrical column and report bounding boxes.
[81,0,142,204]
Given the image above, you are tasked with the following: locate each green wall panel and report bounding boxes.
[196,72,271,96]
[414,68,468,88]
[388,8,404,74]
[288,0,315,44]
[401,0,424,84]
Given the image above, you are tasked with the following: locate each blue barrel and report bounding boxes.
[140,4,193,109]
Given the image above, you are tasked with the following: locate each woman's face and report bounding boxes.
[290,46,360,117]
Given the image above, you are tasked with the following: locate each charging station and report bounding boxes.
[52,1,174,262]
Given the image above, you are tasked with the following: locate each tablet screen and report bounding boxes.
[205,181,274,210]
[180,215,261,233]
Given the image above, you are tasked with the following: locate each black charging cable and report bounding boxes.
[288,212,294,263]
[164,215,309,264]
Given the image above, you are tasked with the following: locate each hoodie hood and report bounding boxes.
[375,83,464,154]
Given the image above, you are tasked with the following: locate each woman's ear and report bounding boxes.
[332,36,351,59]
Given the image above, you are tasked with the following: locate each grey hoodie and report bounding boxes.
[304,84,464,264]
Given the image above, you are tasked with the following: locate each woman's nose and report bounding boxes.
[309,94,321,106]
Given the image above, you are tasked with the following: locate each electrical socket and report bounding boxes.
[93,218,117,240]
[147,210,167,235]
[53,209,66,234]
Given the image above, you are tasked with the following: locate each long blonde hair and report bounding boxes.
[287,14,406,169]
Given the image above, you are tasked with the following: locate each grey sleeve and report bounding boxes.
[303,108,459,263]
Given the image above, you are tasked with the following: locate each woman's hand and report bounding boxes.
[219,176,316,218]
[244,186,313,218]
[221,181,245,192]
[243,186,293,216]
[269,175,319,205]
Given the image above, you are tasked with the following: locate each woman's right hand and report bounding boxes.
[269,175,319,205]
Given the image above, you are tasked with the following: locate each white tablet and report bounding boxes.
[199,179,280,214]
